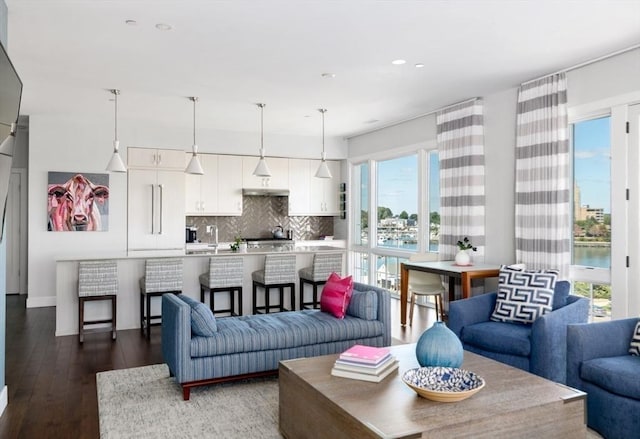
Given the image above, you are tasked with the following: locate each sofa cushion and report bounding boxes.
[320,273,354,319]
[552,280,570,310]
[491,266,558,324]
[177,294,217,336]
[581,355,640,400]
[462,321,532,357]
[189,310,384,358]
[629,321,640,355]
[346,290,378,321]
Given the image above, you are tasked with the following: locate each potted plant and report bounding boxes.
[455,237,477,266]
[230,234,243,252]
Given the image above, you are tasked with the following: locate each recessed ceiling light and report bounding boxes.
[415,63,425,68]
[125,20,137,26]
[321,73,336,78]
[391,59,406,65]
[155,23,173,31]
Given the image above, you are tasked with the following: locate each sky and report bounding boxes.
[362,153,439,218]
[573,116,611,214]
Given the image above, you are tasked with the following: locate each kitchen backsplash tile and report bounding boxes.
[187,196,334,243]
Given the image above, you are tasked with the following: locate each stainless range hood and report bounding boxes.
[242,188,290,196]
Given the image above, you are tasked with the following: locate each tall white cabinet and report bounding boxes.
[128,147,186,253]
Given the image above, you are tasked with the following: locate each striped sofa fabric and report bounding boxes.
[78,260,118,297]
[161,281,391,400]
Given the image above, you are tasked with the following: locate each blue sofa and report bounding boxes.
[567,318,640,439]
[162,282,391,399]
[449,281,589,384]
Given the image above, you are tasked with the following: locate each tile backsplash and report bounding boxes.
[187,196,334,243]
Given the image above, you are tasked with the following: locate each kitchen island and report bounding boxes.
[55,243,345,337]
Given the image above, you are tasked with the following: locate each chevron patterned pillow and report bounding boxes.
[490,265,559,324]
[629,321,640,356]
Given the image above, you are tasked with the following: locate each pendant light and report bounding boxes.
[253,103,271,177]
[185,96,204,175]
[315,108,332,179]
[105,89,127,173]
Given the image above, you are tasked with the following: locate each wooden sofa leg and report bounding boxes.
[182,386,190,401]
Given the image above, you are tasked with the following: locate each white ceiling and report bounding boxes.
[6,0,640,138]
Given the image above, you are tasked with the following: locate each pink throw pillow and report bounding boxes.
[320,272,354,319]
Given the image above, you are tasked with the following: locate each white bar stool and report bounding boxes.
[252,254,296,314]
[298,253,343,309]
[139,258,183,339]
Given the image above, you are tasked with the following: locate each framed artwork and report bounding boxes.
[47,172,109,231]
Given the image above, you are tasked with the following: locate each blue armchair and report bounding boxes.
[449,281,589,384]
[567,318,640,439]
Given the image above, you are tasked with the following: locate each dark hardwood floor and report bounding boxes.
[0,293,434,438]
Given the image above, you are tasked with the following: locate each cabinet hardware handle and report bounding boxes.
[158,184,164,234]
[150,184,155,234]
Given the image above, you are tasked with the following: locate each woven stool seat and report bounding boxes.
[299,253,343,309]
[252,254,296,314]
[140,258,183,339]
[200,256,243,316]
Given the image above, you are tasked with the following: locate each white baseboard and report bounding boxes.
[26,296,57,308]
[0,386,7,418]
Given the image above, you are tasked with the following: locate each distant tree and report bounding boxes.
[399,210,409,220]
[409,213,418,221]
[603,214,611,226]
[361,210,368,229]
[430,211,440,226]
[378,206,393,220]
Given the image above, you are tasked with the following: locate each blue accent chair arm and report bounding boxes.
[354,282,391,347]
[448,292,497,338]
[162,294,193,383]
[530,295,589,383]
[566,317,639,389]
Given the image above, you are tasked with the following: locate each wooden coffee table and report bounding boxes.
[279,344,586,438]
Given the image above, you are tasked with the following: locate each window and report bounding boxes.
[353,163,369,247]
[350,146,439,294]
[571,116,611,320]
[376,155,418,251]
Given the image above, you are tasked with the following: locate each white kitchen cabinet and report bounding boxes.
[288,158,311,215]
[184,154,242,216]
[128,169,186,252]
[308,160,341,216]
[128,147,185,171]
[184,154,218,215]
[217,155,243,215]
[242,156,289,189]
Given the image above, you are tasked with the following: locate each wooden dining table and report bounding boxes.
[399,260,501,326]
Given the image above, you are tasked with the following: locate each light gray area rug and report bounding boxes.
[97,364,281,439]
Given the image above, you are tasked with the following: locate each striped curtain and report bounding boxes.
[437,99,486,266]
[515,73,570,278]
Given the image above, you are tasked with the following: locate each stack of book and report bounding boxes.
[331,344,399,382]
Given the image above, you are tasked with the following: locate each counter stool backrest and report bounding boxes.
[143,258,183,293]
[79,260,118,297]
[208,257,243,289]
[308,253,343,282]
[264,254,296,284]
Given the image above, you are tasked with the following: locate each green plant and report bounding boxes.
[230,234,243,252]
[456,237,477,252]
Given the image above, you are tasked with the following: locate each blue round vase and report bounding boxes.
[415,321,463,368]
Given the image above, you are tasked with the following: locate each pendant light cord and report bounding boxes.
[193,97,197,146]
[113,90,119,142]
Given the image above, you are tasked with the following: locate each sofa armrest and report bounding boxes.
[566,317,639,389]
[162,294,193,383]
[530,296,589,383]
[354,282,391,347]
[448,292,497,339]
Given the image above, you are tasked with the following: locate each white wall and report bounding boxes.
[26,112,347,307]
[346,48,640,269]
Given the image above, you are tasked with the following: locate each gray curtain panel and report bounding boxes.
[515,73,570,278]
[437,99,486,264]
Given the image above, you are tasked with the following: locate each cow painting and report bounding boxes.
[47,172,110,231]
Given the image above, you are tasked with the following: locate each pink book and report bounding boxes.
[339,345,391,365]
